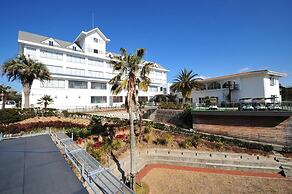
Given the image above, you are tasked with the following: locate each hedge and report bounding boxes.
[0,108,59,124]
[0,121,87,134]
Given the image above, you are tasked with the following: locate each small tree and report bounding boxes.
[0,85,11,109]
[37,95,53,110]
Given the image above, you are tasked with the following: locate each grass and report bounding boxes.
[135,182,150,194]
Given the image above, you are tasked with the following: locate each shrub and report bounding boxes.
[111,140,122,150]
[190,133,201,148]
[165,133,173,144]
[179,138,192,149]
[0,109,21,124]
[153,123,166,130]
[143,134,150,143]
[155,138,167,145]
[159,102,183,110]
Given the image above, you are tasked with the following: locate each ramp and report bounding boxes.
[52,132,134,194]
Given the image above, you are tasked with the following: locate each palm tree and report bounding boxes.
[0,84,11,109]
[2,54,51,108]
[37,95,54,110]
[170,69,201,104]
[109,48,153,189]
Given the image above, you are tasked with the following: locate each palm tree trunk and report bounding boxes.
[128,104,135,190]
[182,97,186,104]
[23,83,31,109]
[1,94,5,109]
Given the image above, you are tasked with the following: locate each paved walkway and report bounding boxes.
[136,163,285,181]
[0,135,88,194]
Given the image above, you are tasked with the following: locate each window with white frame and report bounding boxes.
[91,96,107,103]
[88,70,103,78]
[46,65,63,74]
[40,50,63,60]
[207,82,221,90]
[66,67,85,76]
[91,82,107,90]
[41,80,65,88]
[66,55,85,64]
[88,59,104,67]
[26,47,36,57]
[68,80,88,89]
[112,96,123,103]
[149,86,158,92]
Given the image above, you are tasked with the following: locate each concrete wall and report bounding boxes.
[109,148,280,180]
[150,109,183,124]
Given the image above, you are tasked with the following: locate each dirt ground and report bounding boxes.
[142,168,292,194]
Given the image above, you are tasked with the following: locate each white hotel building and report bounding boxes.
[18,28,169,109]
[185,70,286,105]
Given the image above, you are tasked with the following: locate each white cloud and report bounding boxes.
[238,67,251,73]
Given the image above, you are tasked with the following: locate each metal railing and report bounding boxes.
[52,132,134,194]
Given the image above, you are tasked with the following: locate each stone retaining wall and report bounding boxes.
[109,148,280,180]
[193,114,292,146]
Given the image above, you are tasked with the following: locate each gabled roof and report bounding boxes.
[74,28,110,43]
[18,31,72,49]
[201,70,287,82]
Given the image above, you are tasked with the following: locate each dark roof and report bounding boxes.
[0,135,88,194]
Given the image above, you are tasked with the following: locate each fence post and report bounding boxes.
[71,132,74,140]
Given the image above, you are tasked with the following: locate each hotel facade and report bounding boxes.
[18,28,169,109]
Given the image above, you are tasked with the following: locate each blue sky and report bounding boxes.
[0,0,291,91]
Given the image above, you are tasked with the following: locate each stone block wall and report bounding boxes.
[193,114,292,146]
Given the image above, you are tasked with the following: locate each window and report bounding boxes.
[200,84,206,90]
[68,80,88,89]
[149,86,158,92]
[88,70,103,78]
[26,47,36,57]
[46,65,63,74]
[41,80,65,88]
[49,41,53,46]
[91,96,107,103]
[88,59,104,67]
[66,68,85,76]
[93,38,99,43]
[207,82,221,90]
[40,50,63,60]
[112,96,123,103]
[91,82,107,90]
[270,77,276,86]
[199,97,204,104]
[94,49,99,54]
[66,55,85,64]
[73,46,76,51]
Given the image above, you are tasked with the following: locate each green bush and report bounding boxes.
[111,140,122,150]
[159,102,183,110]
[0,109,21,124]
[153,122,166,130]
[155,137,167,145]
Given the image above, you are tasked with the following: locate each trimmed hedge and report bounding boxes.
[0,108,59,124]
[0,121,87,134]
